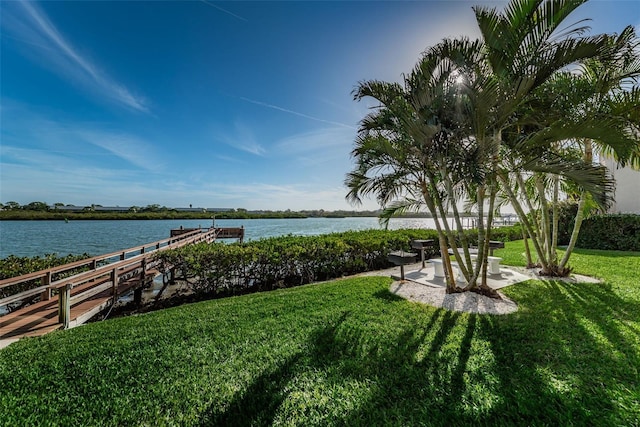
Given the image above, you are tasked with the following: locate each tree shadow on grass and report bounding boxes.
[198,352,304,426]
[197,279,639,426]
[371,289,406,302]
[196,308,462,426]
[479,278,640,425]
[310,309,493,426]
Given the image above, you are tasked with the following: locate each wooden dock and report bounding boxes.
[0,226,242,348]
[172,226,244,243]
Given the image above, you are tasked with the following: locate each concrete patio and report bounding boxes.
[395,263,532,290]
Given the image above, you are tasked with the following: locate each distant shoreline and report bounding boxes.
[0,211,386,221]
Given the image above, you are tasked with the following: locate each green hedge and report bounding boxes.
[463,224,523,245]
[153,226,522,298]
[555,207,639,251]
[0,253,91,304]
[575,214,640,251]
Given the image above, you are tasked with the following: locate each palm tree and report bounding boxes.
[347,0,639,290]
[493,26,640,275]
[558,28,640,271]
[466,0,617,276]
[451,0,639,277]
[347,76,474,293]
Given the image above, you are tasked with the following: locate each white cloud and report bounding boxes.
[3,1,149,113]
[214,154,245,163]
[0,146,139,204]
[277,127,353,152]
[275,127,355,166]
[212,121,266,156]
[1,103,164,172]
[0,147,379,210]
[74,130,164,172]
[199,182,361,211]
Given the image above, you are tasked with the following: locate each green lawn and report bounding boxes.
[1,241,638,426]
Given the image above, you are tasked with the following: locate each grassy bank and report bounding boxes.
[1,241,638,426]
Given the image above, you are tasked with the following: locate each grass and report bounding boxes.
[1,241,638,426]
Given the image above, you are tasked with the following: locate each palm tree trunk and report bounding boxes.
[551,174,559,265]
[440,169,473,282]
[425,170,469,286]
[481,180,498,287]
[498,172,550,270]
[421,182,457,292]
[471,185,486,286]
[559,191,587,270]
[433,195,465,286]
[514,171,548,267]
[559,139,593,271]
[535,175,554,271]
[522,225,535,267]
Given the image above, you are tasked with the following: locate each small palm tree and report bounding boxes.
[495,26,640,275]
[347,77,470,292]
[558,28,640,270]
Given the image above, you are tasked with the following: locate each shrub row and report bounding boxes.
[575,214,640,251]
[554,205,639,251]
[0,253,91,302]
[153,226,522,298]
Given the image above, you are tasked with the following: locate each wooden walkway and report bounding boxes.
[0,227,241,347]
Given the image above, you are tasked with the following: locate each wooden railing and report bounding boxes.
[0,228,217,327]
[214,226,244,242]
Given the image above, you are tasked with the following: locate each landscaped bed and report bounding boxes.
[0,241,638,426]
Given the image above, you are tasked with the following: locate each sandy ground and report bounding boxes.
[356,262,601,315]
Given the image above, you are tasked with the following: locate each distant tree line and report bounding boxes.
[0,201,395,220]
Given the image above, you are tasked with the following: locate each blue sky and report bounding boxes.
[2,1,639,210]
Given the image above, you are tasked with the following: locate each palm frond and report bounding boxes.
[517,150,615,209]
[379,199,426,228]
[352,80,405,106]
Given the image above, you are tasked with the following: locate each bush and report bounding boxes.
[0,253,91,305]
[463,224,523,245]
[153,226,523,299]
[575,214,640,251]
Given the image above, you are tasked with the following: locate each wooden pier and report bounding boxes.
[171,226,244,243]
[0,226,242,347]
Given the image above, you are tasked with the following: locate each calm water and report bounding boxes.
[0,217,442,259]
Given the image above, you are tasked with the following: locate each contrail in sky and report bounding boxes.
[200,0,248,22]
[240,97,356,129]
[13,1,149,113]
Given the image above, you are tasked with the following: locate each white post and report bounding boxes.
[58,284,71,328]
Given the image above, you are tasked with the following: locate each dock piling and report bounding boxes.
[58,284,71,329]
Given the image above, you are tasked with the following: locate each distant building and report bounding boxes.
[601,156,640,214]
[174,207,206,212]
[206,208,234,212]
[50,205,84,212]
[94,206,131,212]
[174,207,234,213]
